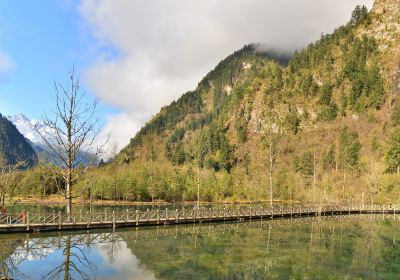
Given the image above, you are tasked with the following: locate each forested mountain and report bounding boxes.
[53,0,400,204]
[7,114,93,166]
[0,113,37,169]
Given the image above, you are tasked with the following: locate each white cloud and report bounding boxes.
[0,49,14,82]
[79,0,373,153]
[97,111,144,159]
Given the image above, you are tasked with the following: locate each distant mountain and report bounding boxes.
[7,114,46,145]
[0,113,37,168]
[7,114,53,160]
[8,114,94,166]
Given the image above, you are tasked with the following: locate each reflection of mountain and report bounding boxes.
[12,245,55,263]
[121,218,389,280]
[0,217,398,279]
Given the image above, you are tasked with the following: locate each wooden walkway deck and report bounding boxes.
[0,204,398,233]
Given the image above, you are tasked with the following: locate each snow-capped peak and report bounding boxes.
[7,114,45,144]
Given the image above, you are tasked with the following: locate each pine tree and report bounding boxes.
[367,63,385,108]
[323,145,336,171]
[385,129,400,174]
[294,152,313,178]
[339,127,361,189]
[391,102,400,126]
[319,83,333,105]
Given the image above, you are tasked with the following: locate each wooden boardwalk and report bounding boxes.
[0,204,398,233]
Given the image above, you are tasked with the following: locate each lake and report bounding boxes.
[0,214,399,279]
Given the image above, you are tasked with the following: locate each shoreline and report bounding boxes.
[8,196,299,207]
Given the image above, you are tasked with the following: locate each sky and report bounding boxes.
[0,0,373,154]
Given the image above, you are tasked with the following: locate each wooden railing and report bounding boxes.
[0,204,398,233]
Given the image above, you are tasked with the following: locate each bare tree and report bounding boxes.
[262,105,284,208]
[0,162,25,209]
[43,235,97,280]
[110,141,119,201]
[35,69,107,218]
[194,136,207,209]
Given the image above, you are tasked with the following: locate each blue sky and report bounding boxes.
[0,0,116,119]
[0,0,373,152]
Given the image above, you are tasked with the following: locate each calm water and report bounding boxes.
[1,215,399,279]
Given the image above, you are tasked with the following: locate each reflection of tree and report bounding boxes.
[0,239,26,280]
[103,232,121,264]
[1,216,400,279]
[42,235,96,280]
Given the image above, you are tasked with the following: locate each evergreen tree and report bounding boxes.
[319,83,333,105]
[350,5,369,25]
[385,129,400,174]
[338,127,361,188]
[391,102,400,126]
[294,152,313,178]
[323,145,336,171]
[367,63,385,108]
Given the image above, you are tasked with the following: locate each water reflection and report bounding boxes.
[1,215,400,279]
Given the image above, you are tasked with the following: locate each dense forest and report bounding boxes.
[0,113,37,169]
[9,1,400,205]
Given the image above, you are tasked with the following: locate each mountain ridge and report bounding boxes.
[0,113,37,168]
[99,0,400,203]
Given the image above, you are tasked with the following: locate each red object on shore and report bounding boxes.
[1,207,7,214]
[18,212,25,220]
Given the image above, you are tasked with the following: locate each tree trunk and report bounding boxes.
[197,165,200,209]
[313,149,316,202]
[342,168,346,193]
[269,147,273,208]
[64,236,71,280]
[66,175,72,220]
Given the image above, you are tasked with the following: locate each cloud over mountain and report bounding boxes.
[79,0,373,152]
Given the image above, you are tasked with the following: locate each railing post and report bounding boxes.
[104,210,107,223]
[26,211,30,231]
[135,210,139,226]
[223,207,226,221]
[58,211,62,230]
[80,210,83,223]
[126,209,129,222]
[53,210,56,223]
[147,209,150,222]
[157,209,160,225]
[166,209,169,222]
[249,206,252,219]
[87,211,91,228]
[112,211,116,229]
[175,209,179,223]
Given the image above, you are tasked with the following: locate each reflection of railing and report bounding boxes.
[0,214,394,253]
[0,204,399,233]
